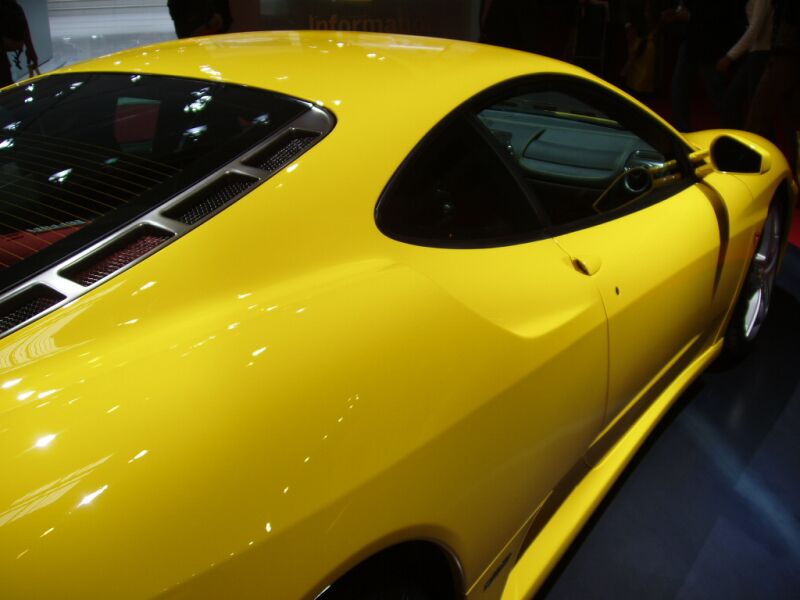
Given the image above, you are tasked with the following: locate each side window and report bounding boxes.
[377,116,543,247]
[477,86,684,228]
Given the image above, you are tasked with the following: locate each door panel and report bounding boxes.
[555,183,721,426]
[389,237,609,585]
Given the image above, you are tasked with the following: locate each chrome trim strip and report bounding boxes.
[229,165,269,180]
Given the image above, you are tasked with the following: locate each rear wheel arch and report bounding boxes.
[316,540,464,600]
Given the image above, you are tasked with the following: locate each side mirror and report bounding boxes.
[707,134,771,175]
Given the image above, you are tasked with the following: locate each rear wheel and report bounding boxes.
[321,544,455,600]
[325,575,437,600]
[724,204,784,358]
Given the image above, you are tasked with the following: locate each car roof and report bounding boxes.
[55,30,580,122]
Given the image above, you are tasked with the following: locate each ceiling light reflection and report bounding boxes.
[48,168,73,184]
[183,125,208,140]
[34,434,56,448]
[184,95,212,113]
[78,484,108,507]
[128,449,148,463]
[2,378,22,389]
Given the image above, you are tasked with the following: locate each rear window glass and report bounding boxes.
[0,72,309,293]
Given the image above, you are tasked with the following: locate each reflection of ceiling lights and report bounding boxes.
[78,484,108,507]
[184,95,212,113]
[3,121,21,132]
[49,168,73,184]
[0,139,14,150]
[199,65,222,80]
[35,434,57,449]
[130,74,142,83]
[254,114,270,124]
[183,125,208,140]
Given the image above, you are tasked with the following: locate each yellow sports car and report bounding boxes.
[0,31,796,600]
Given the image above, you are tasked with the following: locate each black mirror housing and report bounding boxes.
[710,135,767,174]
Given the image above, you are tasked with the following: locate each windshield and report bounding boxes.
[492,90,623,129]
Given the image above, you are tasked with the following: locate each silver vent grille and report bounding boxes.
[62,224,175,286]
[165,173,258,225]
[243,130,320,173]
[0,285,66,335]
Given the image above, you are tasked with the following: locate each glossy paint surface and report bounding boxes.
[0,32,794,600]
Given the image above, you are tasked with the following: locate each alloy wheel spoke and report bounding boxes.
[743,209,782,341]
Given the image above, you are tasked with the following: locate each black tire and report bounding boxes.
[323,569,439,600]
[723,202,785,359]
[321,545,453,600]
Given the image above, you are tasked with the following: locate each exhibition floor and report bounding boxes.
[540,243,800,600]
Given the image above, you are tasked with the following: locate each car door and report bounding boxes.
[376,110,609,585]
[475,76,724,439]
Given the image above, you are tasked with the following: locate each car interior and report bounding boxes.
[477,97,669,227]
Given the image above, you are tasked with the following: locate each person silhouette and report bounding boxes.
[1,0,38,87]
[167,0,233,39]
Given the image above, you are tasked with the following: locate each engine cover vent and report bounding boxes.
[243,130,320,173]
[0,285,66,335]
[62,225,175,287]
[165,173,258,226]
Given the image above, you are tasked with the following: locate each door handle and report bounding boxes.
[572,255,602,276]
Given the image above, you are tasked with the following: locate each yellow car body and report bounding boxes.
[0,31,796,599]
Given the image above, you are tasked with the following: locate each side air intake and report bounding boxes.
[62,225,175,287]
[165,173,259,226]
[243,130,320,173]
[0,285,66,335]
